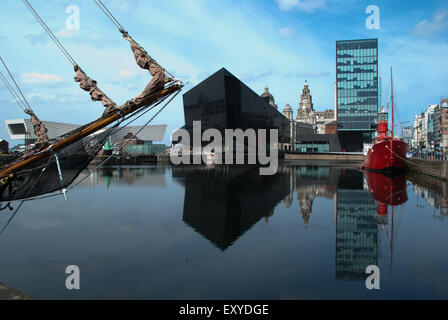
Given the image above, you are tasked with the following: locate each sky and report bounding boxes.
[1,0,448,145]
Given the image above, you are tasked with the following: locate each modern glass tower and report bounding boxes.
[336,39,378,151]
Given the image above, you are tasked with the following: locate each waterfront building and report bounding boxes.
[182,68,291,150]
[0,139,8,154]
[424,105,438,149]
[440,98,448,149]
[336,39,379,152]
[295,81,335,134]
[4,118,167,154]
[325,121,338,135]
[430,105,441,148]
[414,113,424,148]
[402,126,414,148]
[260,86,278,110]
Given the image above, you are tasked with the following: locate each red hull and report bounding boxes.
[364,139,408,172]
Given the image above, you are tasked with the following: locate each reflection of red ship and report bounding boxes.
[365,170,408,268]
[364,67,408,173]
[365,171,407,220]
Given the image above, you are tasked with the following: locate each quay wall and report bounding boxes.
[284,153,364,163]
[408,158,448,181]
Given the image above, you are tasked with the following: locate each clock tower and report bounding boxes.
[299,80,313,112]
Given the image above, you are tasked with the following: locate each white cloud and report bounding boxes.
[56,28,79,38]
[278,27,297,37]
[412,10,448,37]
[275,0,327,12]
[22,73,62,84]
[120,69,134,78]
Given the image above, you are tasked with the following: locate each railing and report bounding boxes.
[409,152,448,161]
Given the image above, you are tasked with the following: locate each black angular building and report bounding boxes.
[182,68,290,145]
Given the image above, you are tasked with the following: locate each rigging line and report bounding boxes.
[0,71,27,112]
[92,0,175,79]
[68,90,181,191]
[23,0,75,65]
[93,0,124,31]
[22,0,77,66]
[0,156,53,236]
[0,57,33,112]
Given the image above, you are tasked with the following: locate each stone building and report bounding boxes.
[295,81,335,134]
[260,86,278,110]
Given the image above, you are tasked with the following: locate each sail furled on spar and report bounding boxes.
[121,31,167,105]
[74,65,118,116]
[0,56,50,153]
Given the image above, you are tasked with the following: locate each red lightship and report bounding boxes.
[364,68,408,173]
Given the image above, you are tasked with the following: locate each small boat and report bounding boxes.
[364,67,408,173]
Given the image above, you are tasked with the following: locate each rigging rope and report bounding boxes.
[0,57,34,113]
[92,0,175,79]
[67,89,181,191]
[22,0,77,66]
[0,70,27,112]
[93,0,125,31]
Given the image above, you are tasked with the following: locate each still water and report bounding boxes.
[0,163,447,299]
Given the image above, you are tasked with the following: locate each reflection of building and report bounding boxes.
[336,39,379,151]
[294,166,339,226]
[335,169,378,281]
[174,166,291,250]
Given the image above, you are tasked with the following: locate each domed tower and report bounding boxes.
[261,86,278,109]
[282,104,294,120]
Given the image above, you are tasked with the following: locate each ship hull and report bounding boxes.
[364,139,408,173]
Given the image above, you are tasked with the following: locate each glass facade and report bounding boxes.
[296,141,330,153]
[336,39,378,132]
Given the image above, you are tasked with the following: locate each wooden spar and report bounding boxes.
[0,83,182,179]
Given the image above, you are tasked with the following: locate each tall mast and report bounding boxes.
[390,67,394,138]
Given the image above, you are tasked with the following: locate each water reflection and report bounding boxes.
[172,166,290,250]
[2,164,448,299]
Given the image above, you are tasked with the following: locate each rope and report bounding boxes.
[0,70,27,112]
[384,144,429,166]
[23,0,77,66]
[67,89,181,191]
[0,57,33,113]
[0,156,53,235]
[92,0,175,79]
[93,0,125,31]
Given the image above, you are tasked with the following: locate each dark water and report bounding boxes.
[0,163,447,299]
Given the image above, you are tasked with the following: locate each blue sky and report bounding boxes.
[1,0,448,144]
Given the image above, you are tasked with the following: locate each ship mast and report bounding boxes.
[390,67,394,138]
